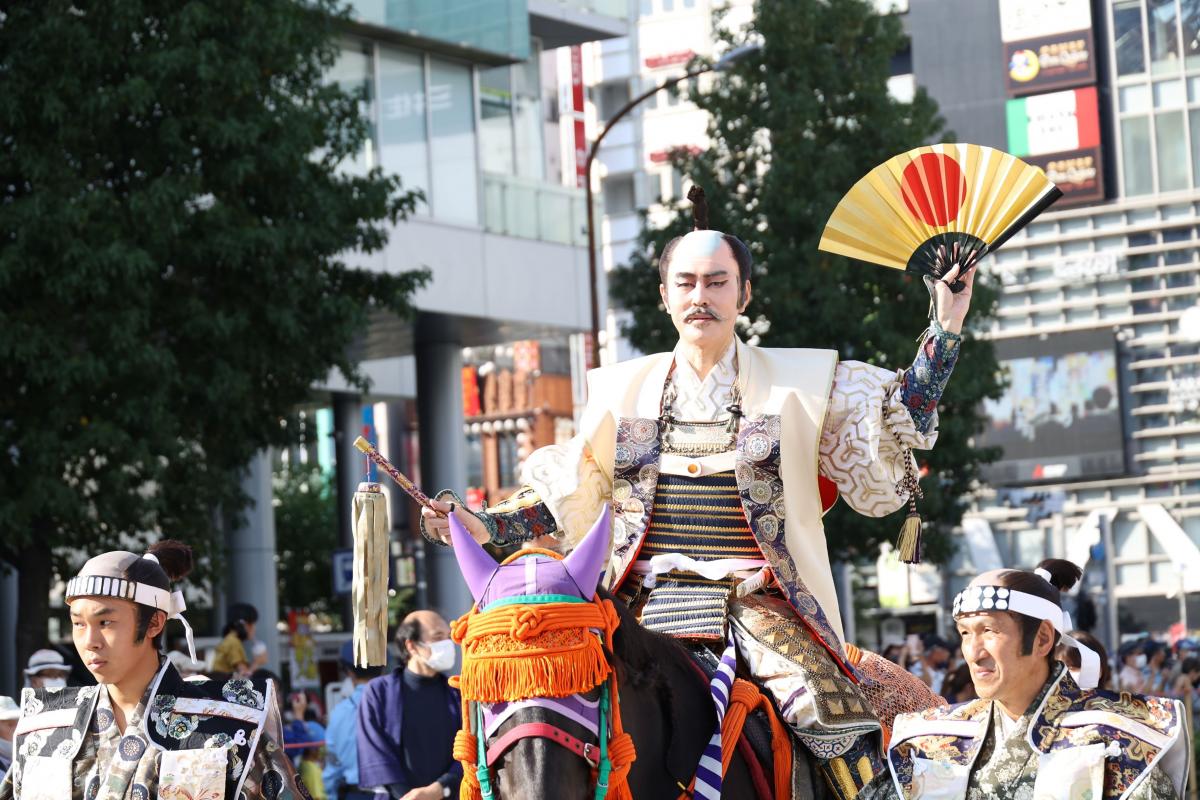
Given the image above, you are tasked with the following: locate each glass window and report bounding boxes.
[1149,0,1182,74]
[1164,226,1193,266]
[496,432,519,488]
[1154,78,1186,107]
[1115,0,1147,76]
[671,166,684,200]
[1183,0,1200,68]
[683,0,696,6]
[1122,115,1155,195]
[662,0,674,10]
[513,50,545,180]
[480,65,515,174]
[603,174,637,215]
[466,434,484,488]
[429,59,479,225]
[1156,110,1189,191]
[1190,109,1200,186]
[328,41,376,175]
[645,172,663,204]
[1121,83,1152,112]
[641,0,652,13]
[597,80,631,123]
[377,47,430,209]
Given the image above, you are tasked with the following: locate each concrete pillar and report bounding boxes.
[226,449,281,674]
[416,340,473,620]
[332,393,362,629]
[0,564,16,696]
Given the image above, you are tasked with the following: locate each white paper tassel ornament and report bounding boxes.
[352,481,390,667]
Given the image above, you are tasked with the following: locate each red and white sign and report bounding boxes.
[649,145,703,164]
[570,46,587,188]
[644,49,695,69]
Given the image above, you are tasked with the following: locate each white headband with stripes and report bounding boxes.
[65,556,196,662]
[952,579,1100,690]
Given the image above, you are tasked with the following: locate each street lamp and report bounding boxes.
[583,43,761,369]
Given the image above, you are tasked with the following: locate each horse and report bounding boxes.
[445,506,818,800]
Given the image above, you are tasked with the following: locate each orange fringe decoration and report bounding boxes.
[451,600,618,703]
[451,585,636,799]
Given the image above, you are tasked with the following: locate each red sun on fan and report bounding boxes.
[900,153,967,227]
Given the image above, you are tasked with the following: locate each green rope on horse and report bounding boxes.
[595,683,612,800]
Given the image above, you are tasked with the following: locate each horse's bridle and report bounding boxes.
[471,680,617,800]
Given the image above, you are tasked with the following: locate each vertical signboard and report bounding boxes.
[570,46,588,189]
[1006,85,1105,206]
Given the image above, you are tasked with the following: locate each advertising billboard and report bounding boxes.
[1005,31,1096,95]
[999,0,1093,42]
[1006,86,1105,206]
[978,330,1125,485]
[999,0,1096,96]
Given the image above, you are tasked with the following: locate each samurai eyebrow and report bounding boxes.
[673,270,730,280]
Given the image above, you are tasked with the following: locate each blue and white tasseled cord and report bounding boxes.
[694,635,738,799]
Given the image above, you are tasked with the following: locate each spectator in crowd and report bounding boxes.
[358,609,462,800]
[1170,657,1200,700]
[324,642,381,800]
[212,601,258,674]
[1118,641,1148,692]
[0,696,18,774]
[23,648,70,689]
[283,698,328,800]
[908,634,952,696]
[284,690,327,751]
[1056,629,1112,691]
[880,642,905,665]
[941,661,977,703]
[1144,641,1169,694]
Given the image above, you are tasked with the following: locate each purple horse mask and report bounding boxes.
[448,504,612,609]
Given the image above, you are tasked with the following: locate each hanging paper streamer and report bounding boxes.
[352,481,390,667]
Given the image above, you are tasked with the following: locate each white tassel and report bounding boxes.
[353,482,390,667]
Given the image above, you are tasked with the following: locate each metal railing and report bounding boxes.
[482,172,589,247]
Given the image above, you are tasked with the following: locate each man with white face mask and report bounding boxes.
[22,649,70,690]
[357,610,462,800]
[0,696,18,773]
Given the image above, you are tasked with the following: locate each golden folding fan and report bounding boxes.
[819,143,1061,290]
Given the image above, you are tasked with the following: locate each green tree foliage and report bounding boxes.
[611,0,1003,561]
[274,467,338,617]
[0,1,428,668]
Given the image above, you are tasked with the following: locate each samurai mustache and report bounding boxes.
[684,306,725,322]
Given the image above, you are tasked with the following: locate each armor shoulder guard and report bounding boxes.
[1030,672,1189,800]
[13,684,101,761]
[887,699,991,800]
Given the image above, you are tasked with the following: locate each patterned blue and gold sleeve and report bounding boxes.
[899,322,962,435]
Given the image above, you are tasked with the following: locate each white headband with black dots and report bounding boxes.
[953,583,1100,689]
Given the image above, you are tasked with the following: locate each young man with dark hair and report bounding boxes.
[356,610,461,800]
[863,559,1190,800]
[0,542,308,800]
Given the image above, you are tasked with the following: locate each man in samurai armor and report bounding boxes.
[862,559,1190,800]
[422,187,965,796]
[0,540,309,800]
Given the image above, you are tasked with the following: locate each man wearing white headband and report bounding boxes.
[869,559,1190,800]
[422,186,968,794]
[0,541,309,800]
